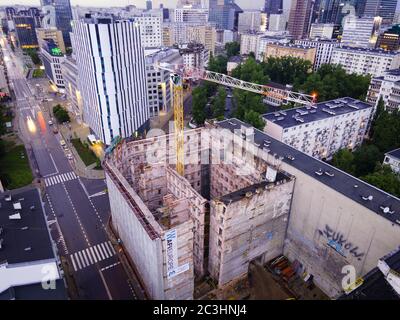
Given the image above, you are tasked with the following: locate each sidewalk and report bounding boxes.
[58,121,105,180]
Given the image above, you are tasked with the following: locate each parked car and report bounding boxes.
[66,153,73,160]
[60,139,66,147]
[52,127,58,134]
[188,118,198,129]
[48,120,53,126]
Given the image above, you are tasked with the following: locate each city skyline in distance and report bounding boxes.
[0,0,265,10]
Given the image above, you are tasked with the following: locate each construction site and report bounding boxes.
[104,118,400,300]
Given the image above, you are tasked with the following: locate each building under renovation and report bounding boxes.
[104,117,400,300]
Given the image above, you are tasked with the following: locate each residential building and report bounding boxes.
[364,0,397,26]
[341,15,381,48]
[162,23,175,46]
[268,13,288,32]
[216,29,237,45]
[13,15,38,49]
[72,16,149,145]
[104,116,400,299]
[40,0,73,47]
[0,188,67,300]
[239,31,264,56]
[330,46,400,77]
[287,0,314,40]
[383,148,400,173]
[376,24,400,51]
[256,35,290,61]
[40,39,65,90]
[61,57,83,123]
[238,10,265,33]
[264,43,316,65]
[177,42,209,68]
[263,97,373,159]
[309,23,335,39]
[366,69,400,112]
[295,39,340,70]
[132,14,163,48]
[36,28,66,53]
[41,4,57,28]
[174,6,209,24]
[146,0,153,10]
[145,48,183,117]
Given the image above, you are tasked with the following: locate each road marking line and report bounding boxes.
[100,243,110,258]
[89,247,98,263]
[96,244,106,260]
[78,251,86,268]
[85,248,94,265]
[107,241,116,254]
[81,250,90,267]
[70,254,78,272]
[100,262,121,272]
[103,241,113,256]
[93,245,102,261]
[74,253,82,270]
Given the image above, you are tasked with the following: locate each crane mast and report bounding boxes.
[156,62,316,176]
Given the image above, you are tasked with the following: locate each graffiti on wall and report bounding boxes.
[318,224,365,260]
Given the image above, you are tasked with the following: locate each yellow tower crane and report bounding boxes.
[156,63,317,177]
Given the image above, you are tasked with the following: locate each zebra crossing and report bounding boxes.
[69,241,116,272]
[45,172,78,187]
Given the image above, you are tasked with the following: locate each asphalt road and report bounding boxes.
[1,36,137,300]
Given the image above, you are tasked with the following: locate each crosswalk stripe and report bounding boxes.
[100,243,110,258]
[89,247,97,263]
[96,244,106,260]
[93,245,102,261]
[45,172,78,187]
[80,250,89,266]
[103,242,113,256]
[78,251,86,268]
[108,241,116,254]
[70,254,78,271]
[85,248,94,265]
[74,253,82,270]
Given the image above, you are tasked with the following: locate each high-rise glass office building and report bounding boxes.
[41,0,73,47]
[363,0,398,25]
[208,0,243,31]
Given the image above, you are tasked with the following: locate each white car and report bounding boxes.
[48,120,53,126]
[67,153,73,160]
[188,119,198,129]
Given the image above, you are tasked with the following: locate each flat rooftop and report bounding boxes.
[263,97,373,128]
[0,279,67,300]
[0,188,54,265]
[334,46,400,56]
[386,148,400,160]
[217,118,400,226]
[340,247,400,300]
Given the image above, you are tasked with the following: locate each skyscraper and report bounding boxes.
[264,0,283,14]
[287,0,315,39]
[40,0,73,47]
[72,16,149,145]
[364,0,398,25]
[208,0,243,30]
[146,0,153,10]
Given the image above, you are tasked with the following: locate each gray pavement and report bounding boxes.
[1,34,138,300]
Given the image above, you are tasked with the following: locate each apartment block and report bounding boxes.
[263,98,373,160]
[256,35,290,61]
[366,69,400,112]
[309,23,335,40]
[330,46,400,77]
[341,15,381,48]
[240,32,264,56]
[383,148,400,174]
[40,39,65,90]
[132,14,163,48]
[145,48,183,117]
[264,43,316,65]
[295,39,340,70]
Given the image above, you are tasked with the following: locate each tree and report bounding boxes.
[24,48,41,65]
[331,148,355,175]
[372,110,400,153]
[352,144,382,177]
[225,41,240,58]
[192,86,207,125]
[362,165,400,198]
[208,54,228,74]
[53,104,70,123]
[262,56,312,86]
[212,87,226,119]
[369,96,385,137]
[243,110,265,130]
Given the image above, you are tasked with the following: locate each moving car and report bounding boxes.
[52,127,58,134]
[188,118,198,129]
[48,120,53,126]
[60,139,66,147]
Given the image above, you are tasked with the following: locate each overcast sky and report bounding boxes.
[0,0,265,10]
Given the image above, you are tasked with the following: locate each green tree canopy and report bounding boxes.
[332,148,355,175]
[225,41,240,58]
[372,110,400,153]
[361,165,400,198]
[208,54,228,74]
[243,110,265,130]
[192,86,208,125]
[352,144,382,177]
[212,87,227,120]
[53,104,70,123]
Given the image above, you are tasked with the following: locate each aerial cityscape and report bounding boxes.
[1,0,400,304]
